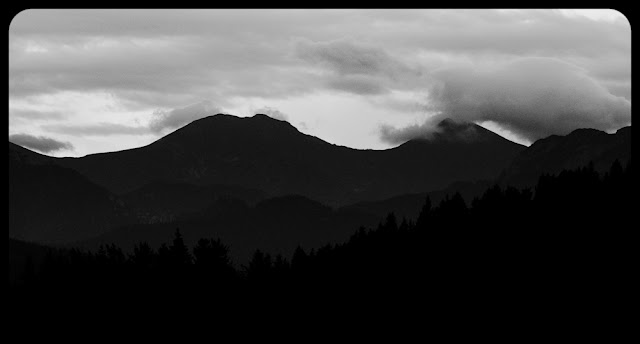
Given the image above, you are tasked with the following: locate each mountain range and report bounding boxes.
[49,114,524,205]
[498,126,631,187]
[8,114,631,260]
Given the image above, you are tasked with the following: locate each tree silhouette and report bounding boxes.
[131,242,155,268]
[169,228,192,266]
[193,237,235,284]
[415,195,432,230]
[10,159,632,308]
[245,249,272,283]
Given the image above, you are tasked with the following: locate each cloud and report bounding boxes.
[254,106,289,121]
[43,122,148,136]
[378,57,630,144]
[425,57,630,141]
[10,10,629,107]
[379,117,486,144]
[379,119,442,144]
[38,101,223,137]
[9,10,630,154]
[296,39,404,76]
[9,133,74,153]
[327,75,389,95]
[295,38,420,95]
[10,108,67,120]
[149,100,222,133]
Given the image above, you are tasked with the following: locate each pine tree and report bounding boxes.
[169,228,192,266]
[416,196,432,230]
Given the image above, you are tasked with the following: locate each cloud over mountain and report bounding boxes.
[254,107,289,121]
[9,10,630,155]
[9,133,74,153]
[149,101,222,133]
[380,118,443,144]
[426,57,630,142]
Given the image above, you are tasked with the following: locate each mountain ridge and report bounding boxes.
[8,119,631,257]
[28,114,525,205]
[498,125,631,187]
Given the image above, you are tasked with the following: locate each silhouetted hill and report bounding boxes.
[67,180,493,263]
[12,159,632,313]
[342,179,492,221]
[74,194,377,263]
[51,114,525,206]
[120,181,269,224]
[499,126,631,187]
[9,142,55,165]
[9,144,133,244]
[9,120,630,256]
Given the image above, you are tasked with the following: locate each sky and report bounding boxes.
[9,9,631,157]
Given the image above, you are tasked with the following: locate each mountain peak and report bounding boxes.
[151,113,303,153]
[568,127,607,137]
[432,118,491,143]
[437,117,476,131]
[173,113,295,132]
[437,117,462,127]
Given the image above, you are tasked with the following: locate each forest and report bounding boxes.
[9,159,632,309]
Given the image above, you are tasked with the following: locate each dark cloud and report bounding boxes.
[43,122,148,136]
[327,75,389,95]
[295,39,420,96]
[149,101,222,133]
[296,39,404,76]
[380,118,486,144]
[9,133,74,153]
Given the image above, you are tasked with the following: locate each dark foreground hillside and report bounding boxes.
[9,160,633,316]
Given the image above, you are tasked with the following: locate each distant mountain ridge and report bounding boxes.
[44,114,525,206]
[120,181,269,224]
[9,144,132,244]
[8,117,631,260]
[499,125,631,187]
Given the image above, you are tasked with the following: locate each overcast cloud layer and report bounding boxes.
[9,9,630,156]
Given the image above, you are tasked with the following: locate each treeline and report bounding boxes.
[10,160,632,305]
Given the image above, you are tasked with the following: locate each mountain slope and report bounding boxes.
[120,181,269,224]
[74,195,378,263]
[9,143,132,244]
[53,114,525,206]
[499,126,631,187]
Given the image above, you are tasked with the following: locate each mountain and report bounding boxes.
[74,195,378,263]
[52,114,525,206]
[120,181,269,224]
[499,126,631,187]
[9,141,55,165]
[9,120,632,263]
[9,143,133,244]
[342,179,492,222]
[66,180,493,263]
